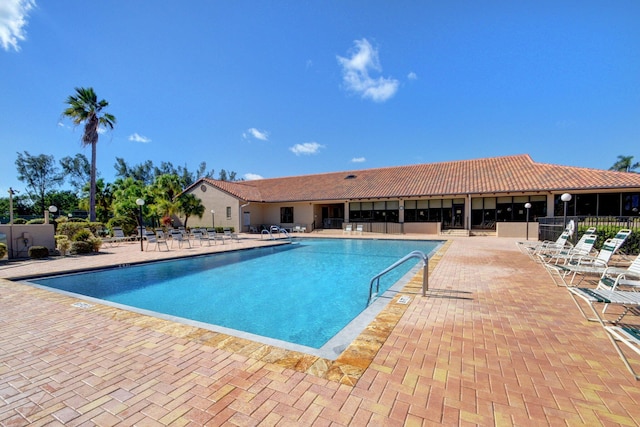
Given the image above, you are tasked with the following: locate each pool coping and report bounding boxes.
[5,237,451,385]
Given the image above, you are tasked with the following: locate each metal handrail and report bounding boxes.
[367,250,429,305]
[261,226,292,242]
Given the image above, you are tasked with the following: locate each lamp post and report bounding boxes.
[210,209,215,229]
[524,202,531,241]
[48,205,58,219]
[136,198,145,252]
[45,205,58,234]
[8,188,17,225]
[561,193,572,229]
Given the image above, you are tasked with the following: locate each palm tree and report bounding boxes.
[178,193,205,229]
[609,155,639,173]
[62,87,116,221]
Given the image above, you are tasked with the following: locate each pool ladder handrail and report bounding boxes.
[368,250,429,305]
[261,226,292,242]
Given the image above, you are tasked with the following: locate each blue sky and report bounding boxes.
[1,1,639,197]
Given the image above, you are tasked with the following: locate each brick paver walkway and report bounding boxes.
[1,236,640,425]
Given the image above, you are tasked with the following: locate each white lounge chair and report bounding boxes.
[355,224,363,235]
[520,220,575,257]
[544,238,618,286]
[567,286,640,379]
[103,227,132,246]
[343,224,352,234]
[537,232,597,265]
[598,253,640,291]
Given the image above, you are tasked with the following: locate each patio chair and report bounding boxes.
[602,323,640,380]
[103,227,132,246]
[206,228,223,244]
[567,286,640,379]
[192,228,211,246]
[598,253,640,291]
[537,232,597,265]
[343,224,352,234]
[355,224,363,235]
[144,230,169,251]
[543,238,618,287]
[222,229,240,242]
[611,229,633,253]
[520,220,575,257]
[169,229,191,249]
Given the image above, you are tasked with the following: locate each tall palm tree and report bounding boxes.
[62,87,116,221]
[609,155,639,173]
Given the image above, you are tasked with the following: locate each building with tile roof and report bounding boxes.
[184,154,640,237]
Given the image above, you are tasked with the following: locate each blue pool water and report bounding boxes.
[30,238,441,352]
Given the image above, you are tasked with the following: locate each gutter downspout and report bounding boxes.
[240,202,250,233]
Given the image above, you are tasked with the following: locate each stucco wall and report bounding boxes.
[258,203,314,230]
[495,222,539,239]
[403,222,440,234]
[0,224,55,259]
[186,184,242,230]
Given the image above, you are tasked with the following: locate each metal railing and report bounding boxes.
[538,216,640,243]
[368,250,429,305]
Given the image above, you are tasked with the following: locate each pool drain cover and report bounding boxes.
[72,302,94,309]
[397,296,411,305]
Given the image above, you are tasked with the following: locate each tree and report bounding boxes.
[150,174,182,218]
[46,190,80,216]
[15,151,64,215]
[60,153,91,195]
[110,177,148,234]
[79,178,113,223]
[178,193,205,229]
[609,155,639,173]
[114,157,154,185]
[62,87,116,222]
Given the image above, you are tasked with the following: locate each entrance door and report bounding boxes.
[321,204,344,229]
[452,203,464,228]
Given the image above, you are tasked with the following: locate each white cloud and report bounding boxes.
[337,38,399,103]
[244,173,264,181]
[351,157,366,163]
[289,142,325,156]
[407,71,417,80]
[0,0,36,52]
[243,127,269,141]
[128,133,151,143]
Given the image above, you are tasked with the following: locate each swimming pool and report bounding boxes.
[27,238,442,359]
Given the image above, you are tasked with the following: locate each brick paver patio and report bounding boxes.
[1,235,639,425]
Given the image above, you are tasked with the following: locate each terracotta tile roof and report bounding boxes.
[195,154,640,202]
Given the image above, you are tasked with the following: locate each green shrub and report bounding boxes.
[55,236,71,256]
[27,218,45,224]
[70,241,93,255]
[12,218,27,224]
[0,243,7,259]
[89,237,103,252]
[28,246,49,259]
[72,229,93,242]
[68,217,88,222]
[212,226,234,233]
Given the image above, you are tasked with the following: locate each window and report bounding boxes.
[226,207,232,219]
[599,193,621,216]
[280,207,294,223]
[622,193,640,216]
[348,201,399,222]
[404,199,442,222]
